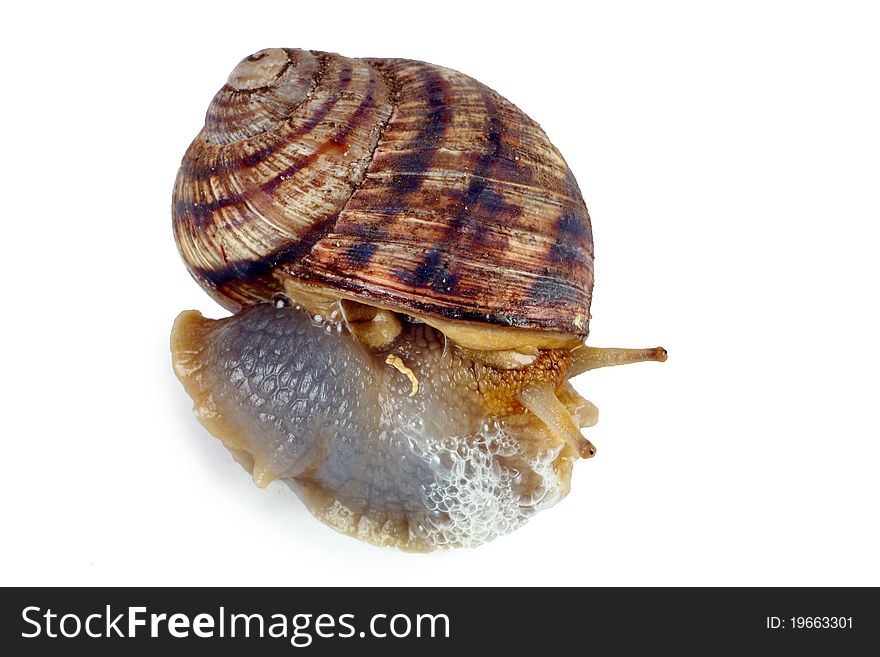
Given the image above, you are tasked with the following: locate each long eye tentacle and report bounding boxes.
[569,345,667,378]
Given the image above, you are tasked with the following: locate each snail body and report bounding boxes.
[171,48,665,550]
[174,305,580,550]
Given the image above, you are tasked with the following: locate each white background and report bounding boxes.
[2,1,878,586]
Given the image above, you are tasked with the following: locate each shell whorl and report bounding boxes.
[173,49,594,337]
[203,48,319,145]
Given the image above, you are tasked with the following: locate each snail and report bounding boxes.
[171,48,666,551]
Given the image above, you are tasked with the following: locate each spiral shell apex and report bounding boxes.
[173,48,594,337]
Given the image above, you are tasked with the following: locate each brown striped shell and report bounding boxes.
[173,48,593,340]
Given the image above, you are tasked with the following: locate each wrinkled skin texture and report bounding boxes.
[173,304,579,551]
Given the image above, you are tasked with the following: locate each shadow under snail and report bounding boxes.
[170,48,666,551]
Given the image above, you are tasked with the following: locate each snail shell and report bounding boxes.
[173,48,593,344]
[171,49,665,551]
